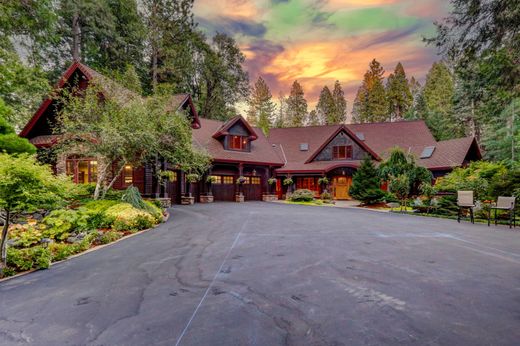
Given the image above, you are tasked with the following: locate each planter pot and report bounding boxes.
[262,194,278,202]
[235,194,245,203]
[200,194,214,203]
[181,196,195,205]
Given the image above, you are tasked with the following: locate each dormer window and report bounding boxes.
[228,135,248,151]
[333,145,352,160]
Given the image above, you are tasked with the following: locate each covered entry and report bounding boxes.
[332,176,352,200]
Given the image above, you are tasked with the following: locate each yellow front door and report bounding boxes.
[333,176,352,200]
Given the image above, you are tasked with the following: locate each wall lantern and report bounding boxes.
[252,169,257,176]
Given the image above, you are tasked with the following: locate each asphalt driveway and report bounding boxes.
[1,202,520,346]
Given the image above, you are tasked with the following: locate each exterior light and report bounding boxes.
[252,169,257,176]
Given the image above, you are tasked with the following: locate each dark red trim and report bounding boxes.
[304,125,381,163]
[20,61,91,138]
[178,94,201,129]
[212,158,283,166]
[212,115,258,140]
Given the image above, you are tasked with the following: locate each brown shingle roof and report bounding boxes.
[267,120,479,173]
[192,118,284,165]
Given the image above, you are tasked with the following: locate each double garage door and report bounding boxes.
[211,175,262,201]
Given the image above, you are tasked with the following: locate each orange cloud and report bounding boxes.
[193,0,262,19]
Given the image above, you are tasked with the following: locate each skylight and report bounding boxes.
[356,132,365,141]
[299,143,309,151]
[420,146,436,159]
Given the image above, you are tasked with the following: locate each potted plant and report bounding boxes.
[185,173,200,197]
[283,177,294,195]
[267,177,277,193]
[317,177,329,192]
[206,175,218,196]
[236,176,247,185]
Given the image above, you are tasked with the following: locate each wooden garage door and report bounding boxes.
[166,171,181,204]
[211,175,235,201]
[243,176,262,201]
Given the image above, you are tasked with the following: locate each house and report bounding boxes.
[20,62,482,203]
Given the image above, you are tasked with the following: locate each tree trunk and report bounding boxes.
[93,161,110,200]
[1,209,10,273]
[72,12,81,61]
[102,162,126,198]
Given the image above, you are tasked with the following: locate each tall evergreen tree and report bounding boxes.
[352,59,387,123]
[404,76,423,120]
[286,81,307,127]
[247,76,275,134]
[307,110,320,126]
[331,80,347,124]
[274,93,287,128]
[483,98,520,163]
[349,155,385,205]
[421,62,463,140]
[386,62,412,121]
[316,86,334,125]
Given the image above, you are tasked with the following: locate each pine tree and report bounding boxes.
[386,62,412,121]
[351,59,387,123]
[274,93,286,128]
[349,155,385,205]
[405,76,422,119]
[247,76,275,134]
[331,80,347,124]
[286,80,307,127]
[307,110,320,126]
[316,86,334,125]
[421,62,463,140]
[483,98,520,163]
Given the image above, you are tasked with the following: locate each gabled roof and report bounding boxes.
[20,61,200,138]
[305,124,381,163]
[418,136,482,170]
[212,115,258,140]
[193,118,283,166]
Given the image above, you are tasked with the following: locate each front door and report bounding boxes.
[333,176,352,200]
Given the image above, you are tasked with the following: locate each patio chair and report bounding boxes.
[457,191,474,224]
[488,196,516,229]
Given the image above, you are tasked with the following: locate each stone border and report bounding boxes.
[0,211,170,283]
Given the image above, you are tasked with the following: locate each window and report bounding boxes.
[65,158,97,184]
[228,135,248,151]
[250,177,261,185]
[123,165,133,186]
[223,176,234,184]
[296,177,318,191]
[210,175,221,184]
[171,171,178,182]
[332,145,352,160]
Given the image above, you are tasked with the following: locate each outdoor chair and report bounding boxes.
[488,196,516,229]
[457,191,474,224]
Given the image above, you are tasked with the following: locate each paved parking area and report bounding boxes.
[1,202,520,345]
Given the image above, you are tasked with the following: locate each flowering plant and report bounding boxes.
[236,176,247,184]
[267,177,277,185]
[283,177,293,186]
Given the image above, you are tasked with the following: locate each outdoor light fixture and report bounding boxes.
[252,169,257,176]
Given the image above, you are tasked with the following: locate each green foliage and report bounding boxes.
[352,59,387,123]
[483,98,520,163]
[331,80,347,124]
[121,185,146,210]
[386,62,412,121]
[42,209,89,241]
[0,99,36,154]
[379,147,432,194]
[283,178,294,186]
[286,81,308,127]
[104,203,156,231]
[389,174,410,203]
[7,246,51,271]
[316,86,334,126]
[349,156,385,204]
[490,169,520,198]
[99,231,123,245]
[186,173,200,183]
[318,177,329,185]
[8,224,43,248]
[290,189,314,202]
[248,76,275,134]
[267,177,277,185]
[320,191,332,201]
[435,161,509,200]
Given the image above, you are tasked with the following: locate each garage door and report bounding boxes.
[243,176,262,201]
[211,175,235,201]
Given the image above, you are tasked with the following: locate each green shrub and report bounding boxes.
[80,199,119,228]
[320,191,332,201]
[105,203,156,231]
[121,185,146,209]
[99,231,123,244]
[290,189,314,202]
[49,243,77,261]
[143,201,163,221]
[7,246,51,271]
[104,188,124,200]
[8,224,42,248]
[350,156,386,205]
[42,209,90,240]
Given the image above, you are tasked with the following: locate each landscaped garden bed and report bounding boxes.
[1,193,165,278]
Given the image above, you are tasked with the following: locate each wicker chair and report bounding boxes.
[488,197,516,229]
[457,191,475,224]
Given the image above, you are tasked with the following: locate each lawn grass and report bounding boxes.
[284,200,334,207]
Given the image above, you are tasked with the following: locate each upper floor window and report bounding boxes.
[332,145,352,160]
[228,135,248,151]
[123,165,133,186]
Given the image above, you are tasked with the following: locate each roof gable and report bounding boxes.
[305,125,381,163]
[212,116,258,140]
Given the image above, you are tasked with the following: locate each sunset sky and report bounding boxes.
[193,0,449,114]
